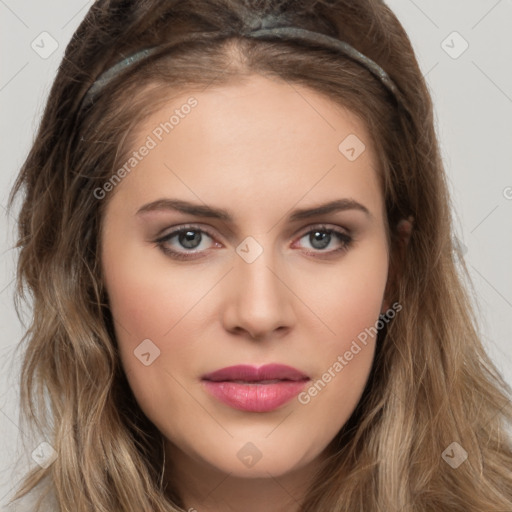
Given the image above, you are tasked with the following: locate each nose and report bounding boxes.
[221,244,296,341]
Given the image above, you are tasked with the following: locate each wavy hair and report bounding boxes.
[7,0,512,510]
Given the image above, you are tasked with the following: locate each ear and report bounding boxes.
[381,216,414,314]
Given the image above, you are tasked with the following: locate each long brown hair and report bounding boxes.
[7,0,512,510]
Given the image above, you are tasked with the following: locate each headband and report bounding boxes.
[81,12,399,109]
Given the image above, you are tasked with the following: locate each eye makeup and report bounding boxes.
[153,223,354,261]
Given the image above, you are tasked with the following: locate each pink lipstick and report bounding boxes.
[201,364,309,412]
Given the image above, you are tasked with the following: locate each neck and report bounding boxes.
[164,443,327,512]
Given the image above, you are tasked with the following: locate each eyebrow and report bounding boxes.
[136,198,372,222]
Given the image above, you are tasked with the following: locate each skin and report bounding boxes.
[100,74,410,512]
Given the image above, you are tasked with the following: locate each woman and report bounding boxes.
[6,0,512,510]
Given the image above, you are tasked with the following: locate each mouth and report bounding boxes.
[201,364,310,412]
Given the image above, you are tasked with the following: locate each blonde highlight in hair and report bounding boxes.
[7,0,512,510]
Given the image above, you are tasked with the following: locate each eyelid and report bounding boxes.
[291,223,353,253]
[294,222,350,238]
[154,224,219,249]
[154,222,354,264]
[155,222,351,245]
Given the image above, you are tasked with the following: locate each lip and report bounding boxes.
[201,364,310,412]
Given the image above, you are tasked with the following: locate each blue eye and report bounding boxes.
[296,226,353,256]
[155,224,353,260]
[155,226,217,260]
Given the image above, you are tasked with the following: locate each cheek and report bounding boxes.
[293,240,388,422]
[102,231,212,340]
[300,237,389,344]
[102,224,389,366]
[101,246,208,431]
[100,223,391,472]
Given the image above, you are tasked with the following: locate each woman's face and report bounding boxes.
[101,74,391,481]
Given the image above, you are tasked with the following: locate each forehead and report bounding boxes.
[108,74,384,221]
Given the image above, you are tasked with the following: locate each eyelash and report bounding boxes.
[154,224,354,261]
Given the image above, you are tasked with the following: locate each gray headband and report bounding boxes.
[81,13,399,109]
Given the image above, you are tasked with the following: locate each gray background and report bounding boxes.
[1,0,511,507]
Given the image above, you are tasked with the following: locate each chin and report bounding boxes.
[196,437,321,479]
